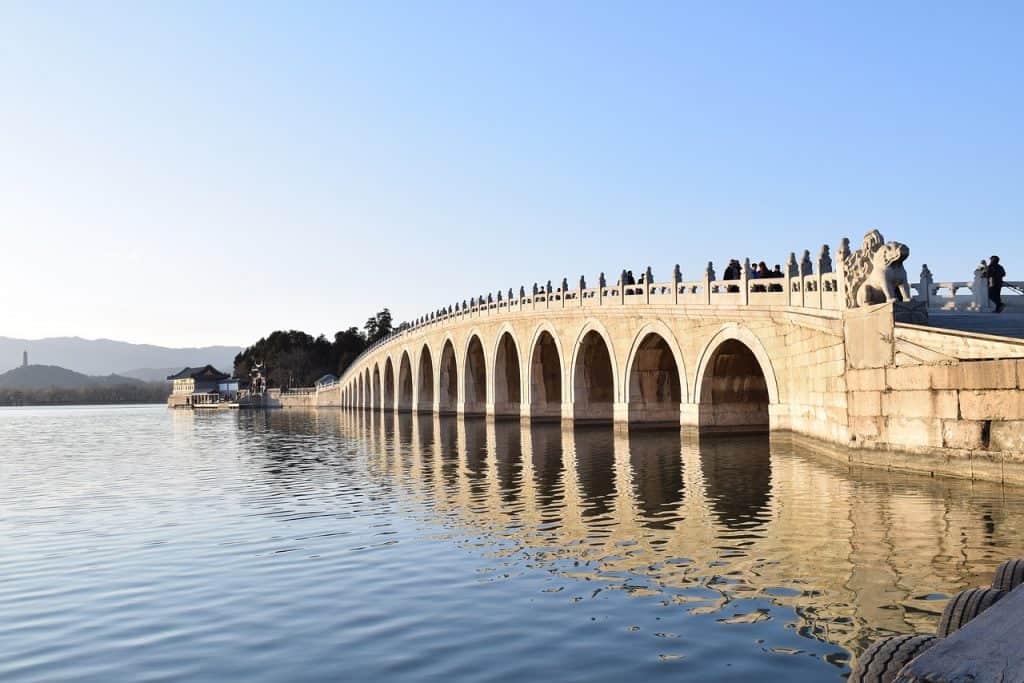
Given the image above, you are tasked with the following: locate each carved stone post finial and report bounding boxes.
[787,252,799,277]
[599,272,606,288]
[620,269,627,287]
[673,264,682,283]
[705,261,715,281]
[561,277,569,292]
[496,290,502,302]
[546,280,552,294]
[838,237,851,262]
[579,275,586,290]
[919,264,933,306]
[645,266,653,285]
[801,249,813,276]
[817,244,833,274]
[519,285,526,299]
[532,283,538,295]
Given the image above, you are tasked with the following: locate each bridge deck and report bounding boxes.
[924,312,1024,340]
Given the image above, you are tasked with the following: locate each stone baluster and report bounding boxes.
[620,269,627,305]
[673,264,681,304]
[578,275,586,307]
[560,278,568,308]
[800,251,811,306]
[816,244,832,306]
[532,283,538,311]
[817,244,833,274]
[742,258,751,305]
[919,264,934,308]
[836,237,851,309]
[598,272,606,305]
[704,261,715,304]
[800,249,813,276]
[644,266,653,304]
[970,262,988,311]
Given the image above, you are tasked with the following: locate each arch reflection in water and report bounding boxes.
[337,408,1024,665]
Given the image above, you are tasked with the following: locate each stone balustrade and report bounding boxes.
[913,263,1022,312]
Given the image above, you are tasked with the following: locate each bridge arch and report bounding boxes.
[527,323,565,420]
[463,332,488,416]
[371,366,380,410]
[625,323,687,424]
[492,325,523,417]
[398,350,414,412]
[438,338,459,414]
[570,320,619,422]
[694,324,779,431]
[417,344,434,413]
[382,358,395,411]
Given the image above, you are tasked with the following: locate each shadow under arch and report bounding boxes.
[571,327,616,423]
[463,335,487,416]
[627,331,684,426]
[699,433,772,532]
[383,358,396,411]
[493,420,523,506]
[695,328,777,432]
[417,345,434,413]
[370,367,379,410]
[529,422,564,515]
[529,328,563,421]
[398,351,414,412]
[573,424,616,520]
[493,331,522,418]
[438,339,458,415]
[628,428,684,530]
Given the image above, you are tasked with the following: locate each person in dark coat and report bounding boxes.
[988,255,1006,313]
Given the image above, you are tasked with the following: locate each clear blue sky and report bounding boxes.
[2,1,1020,347]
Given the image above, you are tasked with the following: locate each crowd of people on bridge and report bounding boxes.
[722,259,786,293]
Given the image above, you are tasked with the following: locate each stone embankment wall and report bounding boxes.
[844,305,1024,482]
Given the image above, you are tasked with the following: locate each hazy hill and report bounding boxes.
[119,367,180,383]
[0,365,146,391]
[0,337,241,376]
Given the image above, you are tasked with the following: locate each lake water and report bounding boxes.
[3,405,1024,682]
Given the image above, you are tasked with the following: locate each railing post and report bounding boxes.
[970,263,987,311]
[598,272,605,306]
[919,264,934,308]
[644,266,652,305]
[619,269,626,305]
[672,264,681,305]
[836,237,850,310]
[704,261,714,305]
[741,258,751,306]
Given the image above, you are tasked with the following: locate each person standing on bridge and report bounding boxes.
[988,255,1006,313]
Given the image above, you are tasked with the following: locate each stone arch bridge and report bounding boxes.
[313,236,1024,483]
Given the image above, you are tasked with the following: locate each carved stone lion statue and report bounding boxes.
[843,229,912,307]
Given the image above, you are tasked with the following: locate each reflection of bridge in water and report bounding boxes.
[301,409,1024,659]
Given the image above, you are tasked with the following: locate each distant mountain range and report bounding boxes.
[0,337,242,378]
[0,364,146,391]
